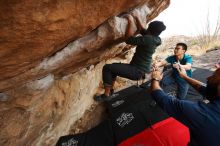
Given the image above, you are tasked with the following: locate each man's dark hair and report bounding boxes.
[206,83,219,101]
[147,21,166,36]
[206,68,220,101]
[176,43,187,51]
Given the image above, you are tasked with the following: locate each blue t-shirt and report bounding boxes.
[152,87,220,146]
[166,54,192,81]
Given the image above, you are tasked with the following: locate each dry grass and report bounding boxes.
[154,9,220,60]
[153,35,220,61]
[195,9,220,51]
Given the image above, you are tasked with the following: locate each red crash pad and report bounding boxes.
[118,117,190,146]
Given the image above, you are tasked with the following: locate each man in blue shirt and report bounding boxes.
[151,67,220,146]
[153,43,192,99]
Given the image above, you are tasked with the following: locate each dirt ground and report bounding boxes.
[192,49,220,71]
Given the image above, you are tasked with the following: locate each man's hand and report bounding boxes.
[123,14,133,23]
[132,10,146,31]
[173,62,180,69]
[176,65,187,78]
[152,62,159,71]
[152,69,163,81]
[133,15,145,31]
[152,60,167,70]
[123,14,135,37]
[151,69,163,91]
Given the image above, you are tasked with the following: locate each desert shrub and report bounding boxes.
[195,9,220,51]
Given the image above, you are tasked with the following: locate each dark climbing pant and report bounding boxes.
[102,63,145,87]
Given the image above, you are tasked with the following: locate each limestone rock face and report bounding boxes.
[0,0,139,80]
[0,0,169,91]
[0,0,170,146]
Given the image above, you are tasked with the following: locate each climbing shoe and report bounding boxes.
[94,93,119,102]
[94,94,109,102]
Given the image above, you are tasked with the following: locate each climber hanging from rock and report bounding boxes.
[94,13,166,102]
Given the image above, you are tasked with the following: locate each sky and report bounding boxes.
[153,0,220,38]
